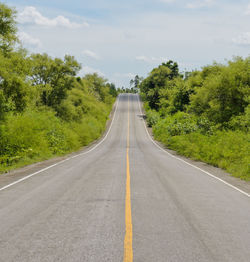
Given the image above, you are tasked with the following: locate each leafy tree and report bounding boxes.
[130,75,143,93]
[159,78,193,115]
[82,73,114,104]
[189,57,250,124]
[107,83,118,97]
[29,54,81,109]
[140,60,181,110]
[0,3,18,53]
[161,60,180,80]
[0,49,31,116]
[141,56,249,125]
[0,3,27,118]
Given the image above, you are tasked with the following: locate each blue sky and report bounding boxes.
[3,0,250,87]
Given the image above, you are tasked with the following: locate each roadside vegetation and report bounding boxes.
[139,58,250,180]
[0,3,117,172]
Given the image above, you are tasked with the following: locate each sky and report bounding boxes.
[3,0,250,87]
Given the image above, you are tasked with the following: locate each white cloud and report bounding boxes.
[187,0,214,9]
[245,4,250,15]
[135,55,150,62]
[18,32,42,48]
[18,6,89,28]
[14,2,250,88]
[232,32,250,46]
[159,0,176,3]
[79,66,105,77]
[136,55,168,63]
[114,73,136,79]
[82,50,100,60]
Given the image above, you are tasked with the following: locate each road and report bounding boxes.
[0,94,249,262]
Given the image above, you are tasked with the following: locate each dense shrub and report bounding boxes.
[141,57,250,180]
[153,112,198,136]
[0,110,78,168]
[0,93,113,172]
[146,110,160,127]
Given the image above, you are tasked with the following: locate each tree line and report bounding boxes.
[139,58,250,180]
[0,3,117,172]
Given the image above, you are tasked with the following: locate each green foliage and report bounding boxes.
[83,73,110,103]
[140,60,181,110]
[146,109,160,127]
[0,85,113,172]
[0,2,116,173]
[107,83,118,97]
[130,75,143,93]
[153,112,198,137]
[0,3,18,53]
[142,57,250,180]
[228,105,250,132]
[189,57,250,124]
[158,77,193,115]
[117,87,137,93]
[141,57,249,125]
[0,109,79,169]
[161,60,181,80]
[57,80,111,123]
[0,49,31,115]
[29,53,81,110]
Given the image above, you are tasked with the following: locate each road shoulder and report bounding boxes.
[145,124,250,195]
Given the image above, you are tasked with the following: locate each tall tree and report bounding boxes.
[29,54,81,109]
[0,3,18,53]
[130,75,143,93]
[140,61,181,110]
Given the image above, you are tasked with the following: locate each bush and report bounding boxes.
[0,97,113,172]
[145,110,250,180]
[141,56,249,180]
[146,110,160,127]
[0,110,76,168]
[153,112,198,136]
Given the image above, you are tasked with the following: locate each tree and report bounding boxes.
[189,57,250,124]
[29,54,81,109]
[0,3,18,53]
[83,73,108,102]
[107,83,118,97]
[140,61,181,110]
[158,78,193,115]
[161,60,180,79]
[0,49,31,116]
[130,75,143,93]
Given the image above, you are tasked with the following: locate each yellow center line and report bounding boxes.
[123,95,133,262]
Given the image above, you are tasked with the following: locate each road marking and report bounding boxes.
[136,94,250,198]
[0,96,121,193]
[124,95,133,262]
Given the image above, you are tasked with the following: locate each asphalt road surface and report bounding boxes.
[0,94,249,262]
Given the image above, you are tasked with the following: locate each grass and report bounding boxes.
[152,126,250,180]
